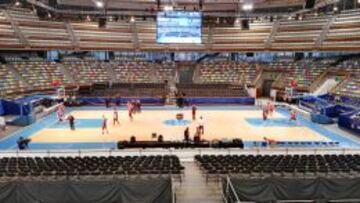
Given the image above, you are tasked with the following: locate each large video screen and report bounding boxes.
[157,11,202,44]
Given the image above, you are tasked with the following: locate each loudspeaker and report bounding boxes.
[36,9,47,18]
[199,0,203,10]
[305,0,315,9]
[241,19,249,30]
[246,52,254,57]
[295,52,304,60]
[49,0,57,7]
[98,18,106,28]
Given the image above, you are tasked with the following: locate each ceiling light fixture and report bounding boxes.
[242,4,253,11]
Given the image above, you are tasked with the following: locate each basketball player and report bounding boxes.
[268,102,275,117]
[262,105,268,121]
[57,106,64,122]
[113,107,120,126]
[290,110,297,123]
[127,101,133,121]
[102,115,109,135]
[67,114,75,131]
[198,116,205,135]
[192,104,197,121]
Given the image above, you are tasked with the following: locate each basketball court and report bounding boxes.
[1,106,359,150]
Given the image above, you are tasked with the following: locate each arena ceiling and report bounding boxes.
[54,0,306,11]
[3,0,341,17]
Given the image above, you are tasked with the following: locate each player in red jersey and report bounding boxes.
[127,101,133,121]
[290,110,297,123]
[192,104,197,121]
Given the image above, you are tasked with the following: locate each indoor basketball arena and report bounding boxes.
[0,0,360,202]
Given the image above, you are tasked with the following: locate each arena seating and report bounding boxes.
[324,10,360,50]
[195,154,360,179]
[111,60,175,83]
[0,10,23,48]
[0,155,184,179]
[335,76,360,98]
[177,83,248,97]
[212,21,272,51]
[94,83,167,97]
[0,64,28,97]
[195,61,258,85]
[13,10,72,49]
[0,8,360,51]
[272,14,329,50]
[67,60,110,84]
[268,59,331,90]
[11,61,71,89]
[71,21,133,50]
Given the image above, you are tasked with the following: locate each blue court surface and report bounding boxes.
[0,106,359,150]
[246,118,300,127]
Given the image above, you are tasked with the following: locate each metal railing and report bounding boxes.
[223,176,241,203]
[3,148,360,160]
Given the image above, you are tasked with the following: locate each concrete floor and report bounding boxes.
[176,162,223,203]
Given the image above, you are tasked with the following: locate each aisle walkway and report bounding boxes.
[176,162,223,203]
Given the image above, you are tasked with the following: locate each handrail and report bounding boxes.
[131,22,140,50]
[2,9,29,48]
[329,73,351,95]
[315,15,336,48]
[225,176,241,203]
[64,21,79,49]
[206,26,213,51]
[265,20,279,50]
[3,148,360,160]
[251,67,263,87]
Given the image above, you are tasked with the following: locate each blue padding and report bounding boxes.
[24,142,117,150]
[0,100,4,116]
[338,111,360,135]
[0,99,32,116]
[186,97,255,105]
[310,113,334,124]
[322,104,356,118]
[79,97,165,106]
[340,96,360,107]
[15,94,54,104]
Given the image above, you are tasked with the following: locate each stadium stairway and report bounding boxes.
[313,77,339,95]
[6,64,31,87]
[176,162,223,203]
[58,64,75,84]
[178,63,195,84]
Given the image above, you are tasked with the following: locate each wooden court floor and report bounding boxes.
[29,108,329,143]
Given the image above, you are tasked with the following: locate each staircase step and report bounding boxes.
[176,162,223,203]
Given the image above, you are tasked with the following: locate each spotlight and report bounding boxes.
[333,6,338,11]
[242,4,253,11]
[95,1,104,8]
[358,0,360,3]
[164,5,173,11]
[47,13,52,18]
[288,16,293,20]
[299,15,303,20]
[15,1,20,6]
[130,16,135,22]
